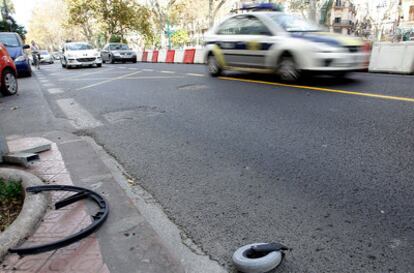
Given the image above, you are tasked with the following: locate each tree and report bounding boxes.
[27,0,82,50]
[64,0,100,44]
[0,0,25,40]
[96,0,153,42]
[0,20,26,40]
[65,0,153,45]
[170,29,189,47]
[208,0,228,27]
[0,0,15,15]
[288,0,324,20]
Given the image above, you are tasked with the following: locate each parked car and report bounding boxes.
[61,42,102,69]
[0,43,18,96]
[101,43,137,63]
[0,32,31,77]
[39,50,54,64]
[204,9,370,81]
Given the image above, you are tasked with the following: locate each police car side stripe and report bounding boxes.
[207,41,273,51]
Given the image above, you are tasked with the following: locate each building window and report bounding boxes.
[410,6,414,21]
[335,0,342,7]
[335,17,341,23]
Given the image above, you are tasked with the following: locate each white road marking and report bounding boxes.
[142,69,154,72]
[160,70,175,74]
[43,83,55,87]
[56,98,102,129]
[125,76,185,79]
[59,77,112,81]
[128,68,137,70]
[186,73,205,77]
[119,66,127,69]
[64,67,115,80]
[47,88,64,94]
[76,71,142,91]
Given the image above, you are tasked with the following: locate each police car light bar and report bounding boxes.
[240,3,283,11]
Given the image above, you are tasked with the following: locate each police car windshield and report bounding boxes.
[67,43,93,50]
[270,14,320,32]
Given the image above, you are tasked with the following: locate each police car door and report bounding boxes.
[235,15,274,68]
[214,15,246,67]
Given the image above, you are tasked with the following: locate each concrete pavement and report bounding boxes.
[1,62,414,272]
[0,69,226,273]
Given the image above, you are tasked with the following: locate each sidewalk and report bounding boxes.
[0,70,227,273]
[1,135,183,273]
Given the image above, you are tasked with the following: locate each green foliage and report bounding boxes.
[170,29,189,48]
[65,0,153,44]
[0,178,22,200]
[0,0,15,14]
[109,34,127,43]
[0,20,27,40]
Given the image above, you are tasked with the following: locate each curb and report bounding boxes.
[0,168,48,262]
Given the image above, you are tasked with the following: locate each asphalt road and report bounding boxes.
[7,62,414,273]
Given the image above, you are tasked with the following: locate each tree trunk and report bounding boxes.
[208,0,213,27]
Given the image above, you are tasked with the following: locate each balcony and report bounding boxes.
[332,19,353,27]
[334,4,346,9]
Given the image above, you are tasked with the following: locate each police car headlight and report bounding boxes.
[113,52,121,57]
[15,56,27,62]
[67,53,74,58]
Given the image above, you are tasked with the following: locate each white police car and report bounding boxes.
[204,10,370,81]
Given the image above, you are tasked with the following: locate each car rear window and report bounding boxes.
[110,44,129,50]
[67,43,93,50]
[0,33,21,47]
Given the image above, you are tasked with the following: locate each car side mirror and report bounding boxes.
[23,44,30,49]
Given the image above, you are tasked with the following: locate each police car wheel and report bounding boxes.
[278,55,300,82]
[207,55,221,77]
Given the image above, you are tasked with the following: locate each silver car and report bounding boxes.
[39,50,54,64]
[101,43,137,64]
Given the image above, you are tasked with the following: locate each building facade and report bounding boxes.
[328,0,356,34]
[399,0,414,39]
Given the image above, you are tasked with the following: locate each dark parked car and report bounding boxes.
[0,32,31,77]
[101,43,137,64]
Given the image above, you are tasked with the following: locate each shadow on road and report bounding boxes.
[224,71,362,88]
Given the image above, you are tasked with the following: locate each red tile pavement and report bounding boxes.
[1,138,109,273]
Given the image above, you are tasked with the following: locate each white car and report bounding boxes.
[204,11,370,81]
[61,42,102,69]
[39,50,54,64]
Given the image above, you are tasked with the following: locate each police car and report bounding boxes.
[204,7,370,81]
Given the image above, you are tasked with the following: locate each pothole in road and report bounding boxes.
[103,106,165,124]
[177,84,209,91]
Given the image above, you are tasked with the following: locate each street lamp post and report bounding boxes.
[166,18,172,50]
